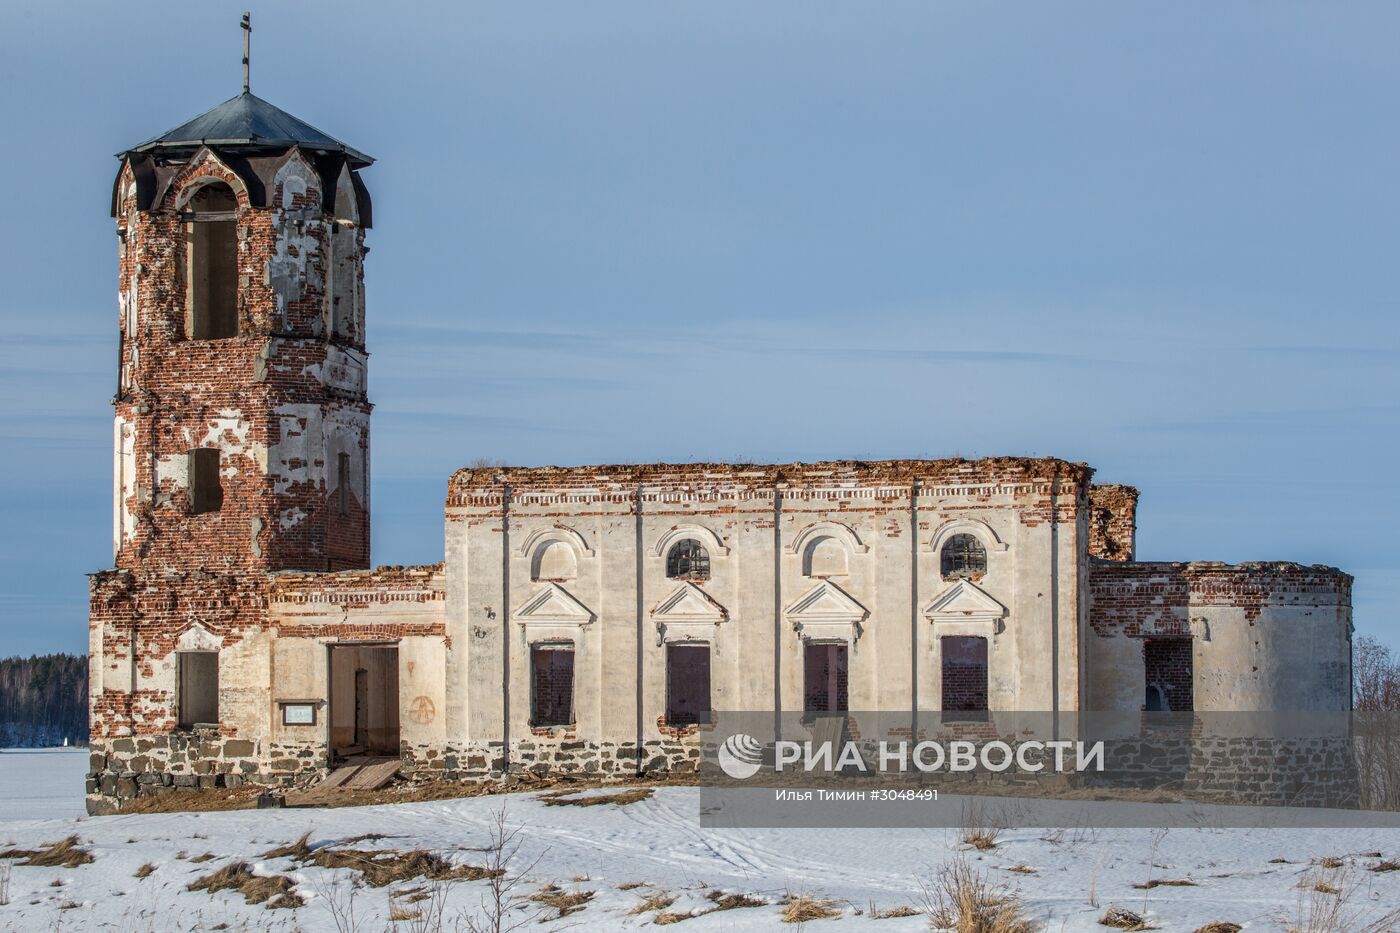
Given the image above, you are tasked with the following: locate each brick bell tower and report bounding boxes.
[108,58,374,574]
[89,17,374,782]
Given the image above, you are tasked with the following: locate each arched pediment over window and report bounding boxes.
[518,526,593,582]
[167,150,253,212]
[652,525,729,560]
[176,623,223,653]
[533,541,577,582]
[790,521,867,578]
[804,536,848,577]
[926,518,1010,556]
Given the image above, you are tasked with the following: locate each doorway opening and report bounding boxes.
[1143,637,1193,712]
[803,642,849,715]
[329,644,399,760]
[941,635,988,721]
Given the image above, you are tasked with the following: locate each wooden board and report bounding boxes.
[809,715,846,751]
[345,759,401,790]
[316,765,363,790]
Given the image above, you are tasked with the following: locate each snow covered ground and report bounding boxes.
[2,750,1400,931]
[0,747,88,821]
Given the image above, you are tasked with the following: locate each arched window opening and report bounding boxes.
[940,533,987,579]
[184,183,239,340]
[329,223,358,342]
[666,539,710,581]
[803,535,848,577]
[532,540,578,582]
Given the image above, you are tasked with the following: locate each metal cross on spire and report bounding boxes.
[241,12,251,94]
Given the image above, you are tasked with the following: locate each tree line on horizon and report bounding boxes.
[0,653,88,748]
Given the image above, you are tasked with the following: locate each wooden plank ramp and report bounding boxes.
[346,759,402,790]
[316,765,363,790]
[283,759,401,806]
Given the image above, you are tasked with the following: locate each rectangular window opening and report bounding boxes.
[187,219,238,339]
[941,635,988,719]
[188,448,223,514]
[803,642,849,715]
[1144,638,1194,712]
[177,651,219,728]
[665,643,711,725]
[530,644,575,727]
[338,452,351,517]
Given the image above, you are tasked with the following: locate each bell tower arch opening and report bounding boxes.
[183,181,239,340]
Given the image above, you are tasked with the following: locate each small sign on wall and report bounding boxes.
[279,701,319,726]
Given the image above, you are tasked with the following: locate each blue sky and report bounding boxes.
[1,3,1397,656]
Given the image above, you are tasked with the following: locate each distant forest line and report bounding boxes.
[0,654,87,748]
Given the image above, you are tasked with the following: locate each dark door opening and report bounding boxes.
[665,643,711,725]
[941,635,988,720]
[1143,638,1193,712]
[530,643,576,727]
[803,642,849,715]
[329,644,399,759]
[353,668,369,748]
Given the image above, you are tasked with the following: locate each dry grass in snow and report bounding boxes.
[922,859,1038,933]
[187,861,303,909]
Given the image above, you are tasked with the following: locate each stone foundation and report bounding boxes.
[87,735,701,813]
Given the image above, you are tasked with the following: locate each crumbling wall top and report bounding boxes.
[449,457,1094,494]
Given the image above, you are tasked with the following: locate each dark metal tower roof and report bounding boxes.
[120,91,373,167]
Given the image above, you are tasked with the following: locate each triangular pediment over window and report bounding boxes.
[784,580,869,642]
[923,579,1007,634]
[651,582,727,643]
[652,582,727,625]
[512,583,595,627]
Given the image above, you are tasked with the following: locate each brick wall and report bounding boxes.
[941,636,988,711]
[1088,484,1138,561]
[110,147,371,577]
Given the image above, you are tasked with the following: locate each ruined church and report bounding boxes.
[87,80,1354,813]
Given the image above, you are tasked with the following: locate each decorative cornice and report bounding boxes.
[448,480,1078,511]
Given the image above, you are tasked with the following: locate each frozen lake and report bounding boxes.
[0,747,88,821]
